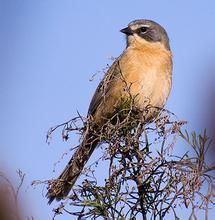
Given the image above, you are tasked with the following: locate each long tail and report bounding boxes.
[47,132,98,204]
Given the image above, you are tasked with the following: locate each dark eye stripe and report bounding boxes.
[139,27,148,33]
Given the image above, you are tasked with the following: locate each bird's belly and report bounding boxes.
[119,67,172,122]
[119,48,172,117]
[131,71,171,109]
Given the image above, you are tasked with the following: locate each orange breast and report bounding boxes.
[119,41,172,110]
[92,41,172,125]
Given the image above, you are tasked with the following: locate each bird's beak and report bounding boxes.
[120,27,133,35]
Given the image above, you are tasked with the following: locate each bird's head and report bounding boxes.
[120,19,170,50]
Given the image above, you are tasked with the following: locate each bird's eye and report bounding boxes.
[139,27,148,34]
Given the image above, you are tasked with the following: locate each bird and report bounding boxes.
[47,19,173,204]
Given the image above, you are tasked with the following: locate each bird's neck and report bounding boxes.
[127,36,172,58]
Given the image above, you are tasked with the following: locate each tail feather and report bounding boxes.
[47,133,98,204]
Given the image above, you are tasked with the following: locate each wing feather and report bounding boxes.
[88,57,121,115]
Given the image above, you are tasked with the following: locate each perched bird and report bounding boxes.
[47,19,172,203]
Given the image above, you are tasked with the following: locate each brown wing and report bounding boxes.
[88,57,121,116]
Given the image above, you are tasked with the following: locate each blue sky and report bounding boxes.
[0,0,215,219]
